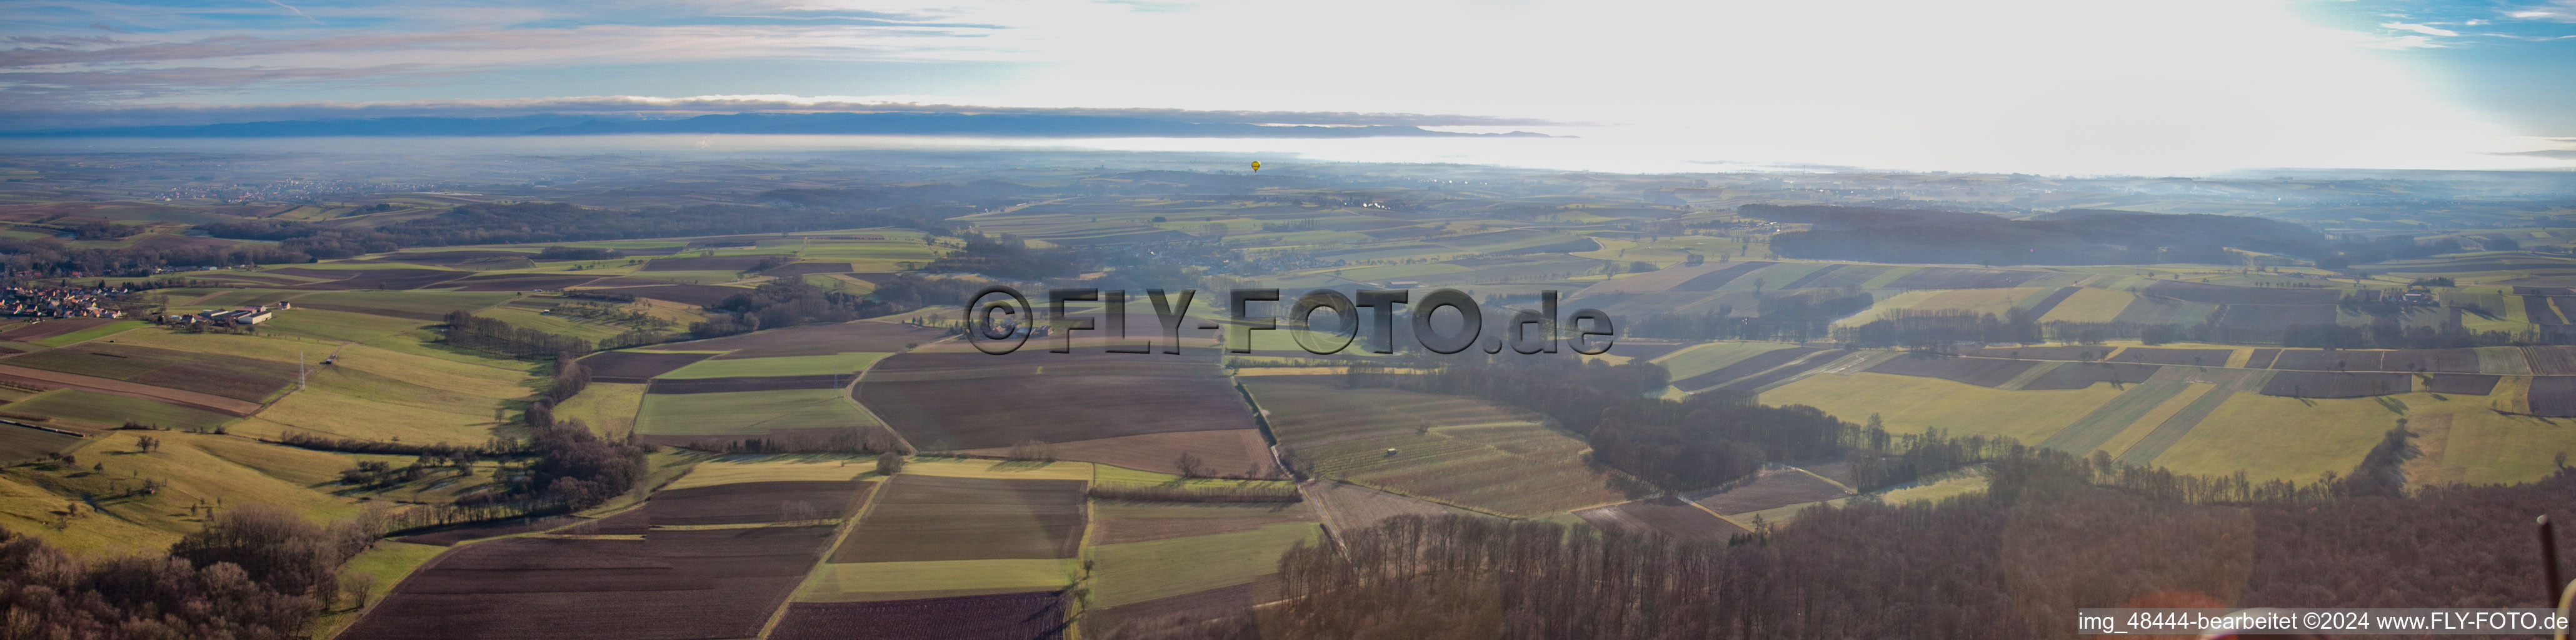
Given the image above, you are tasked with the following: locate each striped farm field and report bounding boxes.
[636,388,875,436]
[655,352,889,379]
[1653,341,1798,382]
[1759,371,2126,444]
[2140,390,2558,483]
[793,559,1078,603]
[2035,369,2191,454]
[5,389,236,432]
[1245,378,1633,516]
[2039,288,2137,323]
[1087,522,1320,608]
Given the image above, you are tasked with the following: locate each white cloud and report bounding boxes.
[2378,21,2457,36]
[2353,32,2448,48]
[2505,0,2576,21]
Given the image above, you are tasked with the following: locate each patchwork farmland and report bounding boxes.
[11,155,2576,639]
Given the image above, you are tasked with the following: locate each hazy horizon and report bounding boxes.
[6,0,2575,175]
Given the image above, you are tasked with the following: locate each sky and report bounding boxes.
[3,0,2573,175]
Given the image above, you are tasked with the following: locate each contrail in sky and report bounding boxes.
[265,0,324,25]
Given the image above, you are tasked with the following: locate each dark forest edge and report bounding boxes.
[1117,441,2569,640]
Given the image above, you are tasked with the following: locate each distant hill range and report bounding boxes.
[1742,204,2342,266]
[0,112,1555,139]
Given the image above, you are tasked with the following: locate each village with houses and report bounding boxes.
[0,283,130,319]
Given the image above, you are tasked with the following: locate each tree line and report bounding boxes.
[442,311,594,356]
[0,504,387,639]
[1627,289,1876,343]
[689,278,893,338]
[1408,358,1847,492]
[1835,308,2042,350]
[1141,441,2572,640]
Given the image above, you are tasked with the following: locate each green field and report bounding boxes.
[474,306,639,342]
[291,289,515,319]
[0,431,372,558]
[794,558,1079,602]
[657,352,890,379]
[1759,371,2128,444]
[555,382,646,435]
[2154,390,2566,485]
[1654,341,1797,381]
[2035,372,2190,454]
[4,389,235,431]
[231,341,536,444]
[0,424,88,464]
[1092,464,1299,492]
[636,388,875,436]
[1087,522,1319,608]
[309,540,451,638]
[259,308,433,343]
[33,321,145,347]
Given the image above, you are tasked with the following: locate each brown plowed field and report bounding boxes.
[644,480,871,526]
[2259,371,2413,398]
[378,251,532,266]
[658,321,946,358]
[2521,346,2576,375]
[645,374,849,394]
[1672,346,1820,391]
[772,591,1068,640]
[1575,496,1742,541]
[2424,374,2501,396]
[2530,377,2576,417]
[1962,345,2113,361]
[959,429,1281,479]
[1086,582,1270,639]
[633,426,854,449]
[590,284,753,307]
[0,318,117,341]
[2021,287,2080,318]
[1669,261,1775,291]
[2106,348,2232,366]
[443,273,604,291]
[10,343,296,401]
[761,262,854,277]
[1705,351,1837,395]
[1865,354,2039,388]
[641,255,778,272]
[831,475,1088,563]
[2527,296,2568,324]
[2378,349,2484,373]
[274,268,473,291]
[393,515,582,546]
[2019,362,2160,390]
[1300,479,1473,534]
[0,364,260,416]
[861,369,1256,451]
[581,351,714,382]
[343,525,838,640]
[1691,468,1848,516]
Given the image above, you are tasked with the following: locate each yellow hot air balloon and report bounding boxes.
[1250,161,1261,172]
